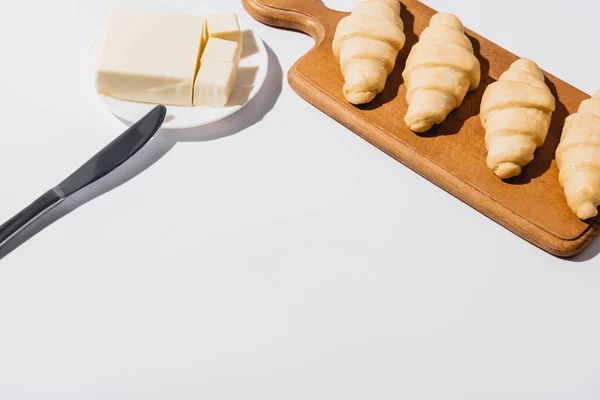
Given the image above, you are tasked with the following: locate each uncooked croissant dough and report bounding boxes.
[402,13,480,132]
[556,91,600,220]
[480,59,556,179]
[332,0,406,104]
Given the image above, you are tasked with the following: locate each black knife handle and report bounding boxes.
[0,188,66,247]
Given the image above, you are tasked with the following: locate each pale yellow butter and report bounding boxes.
[205,13,243,59]
[193,62,237,107]
[201,37,240,65]
[96,8,205,106]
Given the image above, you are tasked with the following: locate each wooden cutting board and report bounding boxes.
[242,0,600,257]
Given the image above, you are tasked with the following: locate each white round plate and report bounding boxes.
[91,3,269,129]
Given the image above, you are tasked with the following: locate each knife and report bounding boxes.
[0,105,167,249]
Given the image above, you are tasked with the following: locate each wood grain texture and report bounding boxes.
[242,0,600,257]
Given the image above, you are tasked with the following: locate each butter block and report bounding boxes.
[96,8,205,106]
[193,62,237,107]
[205,13,243,59]
[201,38,240,65]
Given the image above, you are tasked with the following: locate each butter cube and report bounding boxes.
[193,62,237,107]
[201,38,240,65]
[96,8,205,106]
[206,13,243,59]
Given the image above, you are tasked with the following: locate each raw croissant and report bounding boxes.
[480,59,556,179]
[332,0,406,105]
[556,91,600,220]
[402,13,480,132]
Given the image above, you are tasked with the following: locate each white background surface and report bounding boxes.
[1,0,599,398]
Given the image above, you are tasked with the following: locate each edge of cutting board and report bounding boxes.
[242,0,600,258]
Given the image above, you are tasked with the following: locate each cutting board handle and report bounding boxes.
[242,0,344,42]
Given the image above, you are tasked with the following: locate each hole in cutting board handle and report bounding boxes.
[319,0,361,11]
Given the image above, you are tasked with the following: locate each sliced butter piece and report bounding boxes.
[193,62,237,107]
[201,37,240,65]
[206,13,243,59]
[96,8,205,106]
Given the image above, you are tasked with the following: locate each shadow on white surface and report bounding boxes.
[241,29,260,59]
[0,44,283,261]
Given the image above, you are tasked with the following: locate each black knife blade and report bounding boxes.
[0,105,167,248]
